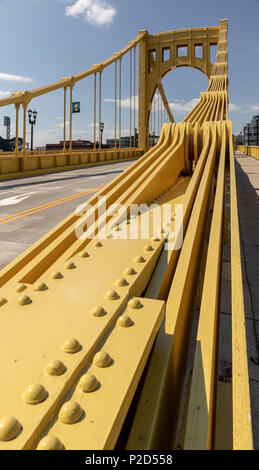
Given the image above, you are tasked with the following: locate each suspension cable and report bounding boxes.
[99,70,102,150]
[130,48,132,149]
[119,57,122,150]
[115,60,117,149]
[94,73,96,150]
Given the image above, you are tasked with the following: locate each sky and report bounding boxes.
[0,0,259,147]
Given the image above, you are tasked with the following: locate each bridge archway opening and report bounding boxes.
[148,65,209,140]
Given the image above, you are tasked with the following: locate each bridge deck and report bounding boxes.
[233,151,259,449]
[0,161,132,271]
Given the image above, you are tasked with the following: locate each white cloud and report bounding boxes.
[59,120,70,128]
[169,98,200,114]
[229,103,240,112]
[0,90,11,98]
[228,103,259,115]
[65,0,116,26]
[104,96,138,109]
[0,73,34,83]
[104,96,200,116]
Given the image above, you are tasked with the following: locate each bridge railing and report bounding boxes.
[0,148,143,180]
[237,145,259,160]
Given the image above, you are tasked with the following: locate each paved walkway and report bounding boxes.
[235,151,259,449]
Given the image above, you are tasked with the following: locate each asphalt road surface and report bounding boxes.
[0,161,133,271]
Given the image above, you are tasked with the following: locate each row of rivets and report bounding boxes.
[0,337,83,440]
[2,296,140,445]
[16,281,48,306]
[4,228,146,439]
[49,298,138,435]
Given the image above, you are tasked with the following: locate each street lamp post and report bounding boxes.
[28,109,37,151]
[99,121,104,148]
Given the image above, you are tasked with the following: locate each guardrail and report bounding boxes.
[237,145,259,160]
[0,148,143,180]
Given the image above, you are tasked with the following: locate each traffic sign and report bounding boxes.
[72,102,80,113]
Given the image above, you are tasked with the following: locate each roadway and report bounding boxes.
[0,161,133,271]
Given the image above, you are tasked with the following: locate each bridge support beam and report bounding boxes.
[138,30,149,153]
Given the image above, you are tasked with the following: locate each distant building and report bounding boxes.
[46,139,93,151]
[106,134,138,149]
[106,132,159,148]
[243,115,259,146]
[234,132,243,146]
[45,139,111,151]
[0,136,23,152]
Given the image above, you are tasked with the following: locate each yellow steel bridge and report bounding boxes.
[0,19,254,450]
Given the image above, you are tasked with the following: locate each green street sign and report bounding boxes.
[72,102,80,113]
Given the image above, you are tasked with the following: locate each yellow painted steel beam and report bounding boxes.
[35,298,165,450]
[0,297,165,449]
[145,123,211,301]
[0,222,164,449]
[157,82,175,123]
[126,123,220,450]
[184,122,227,449]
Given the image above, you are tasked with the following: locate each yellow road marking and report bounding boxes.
[0,186,104,226]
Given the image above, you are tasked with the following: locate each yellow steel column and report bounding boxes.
[99,70,102,150]
[63,87,67,153]
[119,57,122,150]
[138,30,148,152]
[14,103,20,155]
[69,85,73,158]
[134,46,136,148]
[22,103,27,171]
[114,60,117,150]
[184,122,226,450]
[94,72,97,151]
[130,48,132,149]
